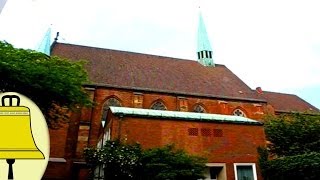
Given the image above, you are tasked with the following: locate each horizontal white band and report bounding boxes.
[0,111,30,115]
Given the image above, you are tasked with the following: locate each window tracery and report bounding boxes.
[233,109,246,117]
[101,97,122,124]
[193,104,206,113]
[150,101,167,110]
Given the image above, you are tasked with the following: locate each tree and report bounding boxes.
[264,113,320,156]
[0,41,91,127]
[258,114,320,180]
[84,140,207,180]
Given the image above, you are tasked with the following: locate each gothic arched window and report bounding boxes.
[233,109,246,117]
[150,101,167,110]
[101,97,122,125]
[193,104,206,113]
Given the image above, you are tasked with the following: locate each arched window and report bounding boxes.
[150,101,167,110]
[101,97,122,125]
[233,109,246,117]
[98,97,121,179]
[193,104,206,113]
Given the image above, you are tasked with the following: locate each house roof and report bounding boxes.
[51,43,265,102]
[257,91,319,113]
[109,106,263,125]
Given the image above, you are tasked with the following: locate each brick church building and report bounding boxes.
[43,12,319,180]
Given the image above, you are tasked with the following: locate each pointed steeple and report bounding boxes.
[0,0,7,14]
[197,9,214,67]
[36,27,51,55]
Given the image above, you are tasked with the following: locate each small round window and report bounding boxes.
[233,109,246,117]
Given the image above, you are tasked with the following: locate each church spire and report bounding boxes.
[36,27,52,55]
[197,9,214,67]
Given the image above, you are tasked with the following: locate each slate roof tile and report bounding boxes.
[257,91,319,113]
[51,43,264,102]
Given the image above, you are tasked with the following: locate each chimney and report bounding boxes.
[256,87,263,94]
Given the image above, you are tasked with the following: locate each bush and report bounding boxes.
[84,141,207,180]
[84,140,141,179]
[140,145,206,180]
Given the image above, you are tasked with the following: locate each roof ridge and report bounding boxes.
[55,42,226,65]
[259,90,296,96]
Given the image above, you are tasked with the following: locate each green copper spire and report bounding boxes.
[36,27,51,55]
[197,11,214,67]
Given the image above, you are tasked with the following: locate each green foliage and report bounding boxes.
[84,140,141,179]
[140,144,206,180]
[259,114,320,180]
[257,147,269,178]
[264,114,320,156]
[0,41,91,127]
[84,141,207,180]
[259,150,320,180]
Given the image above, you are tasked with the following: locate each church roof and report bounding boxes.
[51,43,265,102]
[258,91,319,113]
[109,106,263,125]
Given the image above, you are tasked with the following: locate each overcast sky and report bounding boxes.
[0,0,319,109]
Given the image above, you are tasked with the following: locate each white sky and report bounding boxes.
[0,0,319,109]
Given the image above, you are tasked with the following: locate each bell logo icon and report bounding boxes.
[0,93,49,180]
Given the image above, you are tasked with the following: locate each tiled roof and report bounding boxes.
[51,43,265,102]
[258,91,319,113]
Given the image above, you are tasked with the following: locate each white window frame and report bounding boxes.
[97,128,111,148]
[95,128,111,180]
[205,163,227,180]
[233,163,257,180]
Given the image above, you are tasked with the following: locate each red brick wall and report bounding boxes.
[86,88,268,146]
[109,114,266,179]
[109,115,266,161]
[48,123,69,157]
[44,107,82,179]
[44,124,69,179]
[90,88,268,118]
[43,161,69,180]
[45,87,269,179]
